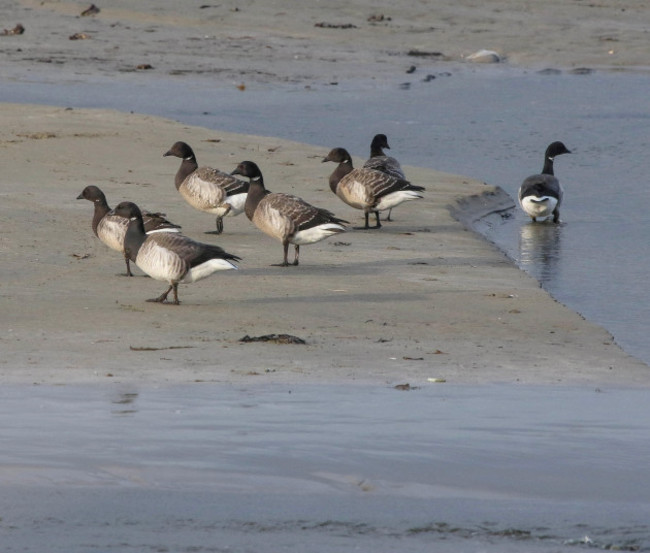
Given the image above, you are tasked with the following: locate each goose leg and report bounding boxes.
[385,208,393,222]
[171,283,180,305]
[272,242,291,267]
[356,211,369,230]
[355,211,381,230]
[293,244,300,266]
[205,216,224,235]
[124,256,133,277]
[147,284,175,304]
[552,209,560,223]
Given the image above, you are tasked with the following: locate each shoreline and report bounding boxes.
[1,103,647,388]
[2,1,649,387]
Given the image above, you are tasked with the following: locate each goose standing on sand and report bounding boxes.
[322,147,424,229]
[77,185,181,276]
[231,161,348,266]
[363,133,411,221]
[109,201,240,304]
[518,141,571,223]
[163,141,249,234]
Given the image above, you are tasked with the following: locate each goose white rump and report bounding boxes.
[375,189,424,212]
[292,223,347,245]
[519,194,559,220]
[136,241,237,285]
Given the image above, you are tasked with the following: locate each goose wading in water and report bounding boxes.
[76,185,181,276]
[110,201,240,304]
[363,133,418,221]
[518,141,571,223]
[322,147,424,229]
[230,161,348,266]
[163,141,249,234]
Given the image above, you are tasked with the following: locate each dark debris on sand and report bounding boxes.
[240,334,307,345]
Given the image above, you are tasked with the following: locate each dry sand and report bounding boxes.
[1,1,649,387]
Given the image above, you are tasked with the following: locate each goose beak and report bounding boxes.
[163,149,173,157]
[76,193,84,200]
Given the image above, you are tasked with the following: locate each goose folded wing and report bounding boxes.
[150,233,239,268]
[363,156,406,180]
[364,170,416,198]
[520,175,561,199]
[185,168,232,206]
[264,193,344,231]
[142,211,181,231]
[221,177,250,196]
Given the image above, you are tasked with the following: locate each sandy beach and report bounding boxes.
[1,0,649,387]
[2,103,647,387]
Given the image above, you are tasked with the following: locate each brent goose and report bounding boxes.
[77,185,181,276]
[518,141,571,223]
[322,147,424,229]
[231,161,348,266]
[363,134,406,179]
[109,201,240,304]
[163,141,249,234]
[362,133,412,221]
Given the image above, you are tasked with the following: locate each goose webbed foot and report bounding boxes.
[203,217,224,235]
[146,284,180,304]
[354,222,382,230]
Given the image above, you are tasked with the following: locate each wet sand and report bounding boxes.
[2,383,650,553]
[1,0,649,386]
[4,0,650,86]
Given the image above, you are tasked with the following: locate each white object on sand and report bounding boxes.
[466,49,501,63]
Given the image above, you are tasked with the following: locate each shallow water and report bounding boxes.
[2,65,649,364]
[1,383,650,552]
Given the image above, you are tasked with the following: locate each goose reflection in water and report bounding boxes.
[110,389,140,416]
[518,221,563,287]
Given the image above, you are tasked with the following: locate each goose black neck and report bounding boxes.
[370,144,385,158]
[329,161,353,193]
[92,197,111,236]
[123,217,147,261]
[175,156,198,189]
[542,156,555,176]
[244,176,266,220]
